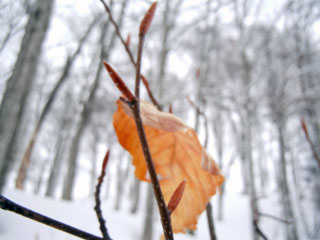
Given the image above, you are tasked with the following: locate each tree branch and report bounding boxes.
[186,95,217,240]
[0,195,103,240]
[94,150,112,240]
[99,0,161,109]
[301,119,320,169]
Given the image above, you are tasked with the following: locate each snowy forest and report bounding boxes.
[0,0,320,240]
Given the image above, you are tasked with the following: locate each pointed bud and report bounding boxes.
[104,61,134,101]
[139,2,157,35]
[98,150,110,184]
[102,150,110,173]
[167,180,186,215]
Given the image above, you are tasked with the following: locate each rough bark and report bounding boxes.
[0,0,55,193]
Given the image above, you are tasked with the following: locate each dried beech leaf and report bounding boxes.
[113,100,224,233]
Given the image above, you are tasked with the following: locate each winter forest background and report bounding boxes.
[0,0,320,239]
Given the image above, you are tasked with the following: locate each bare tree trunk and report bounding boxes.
[15,16,98,190]
[142,184,155,240]
[246,123,259,240]
[114,154,124,210]
[130,177,141,214]
[157,0,171,102]
[45,91,73,197]
[212,111,224,221]
[0,0,55,193]
[89,130,99,197]
[277,125,298,240]
[61,0,128,200]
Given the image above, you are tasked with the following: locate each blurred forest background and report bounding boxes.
[0,0,319,239]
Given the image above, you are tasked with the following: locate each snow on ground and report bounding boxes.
[0,187,255,240]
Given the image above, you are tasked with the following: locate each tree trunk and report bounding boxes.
[45,92,73,197]
[157,0,171,101]
[114,154,124,210]
[130,177,141,214]
[142,184,155,240]
[0,0,55,193]
[15,16,99,190]
[61,0,128,200]
[277,125,298,240]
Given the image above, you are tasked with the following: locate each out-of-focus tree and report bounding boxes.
[0,0,55,193]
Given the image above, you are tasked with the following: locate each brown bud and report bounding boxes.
[139,2,157,35]
[103,61,134,101]
[167,179,186,215]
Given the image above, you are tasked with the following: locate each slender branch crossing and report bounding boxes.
[0,195,103,240]
[94,150,112,240]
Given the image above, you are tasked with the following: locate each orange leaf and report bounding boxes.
[113,100,224,233]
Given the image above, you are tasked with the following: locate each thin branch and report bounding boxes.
[301,119,320,169]
[135,1,157,100]
[99,0,161,109]
[259,212,292,224]
[0,195,102,240]
[135,34,144,98]
[186,96,216,240]
[99,0,135,65]
[130,100,174,240]
[186,96,209,147]
[253,219,268,240]
[94,150,112,240]
[131,3,173,239]
[141,75,162,110]
[206,202,217,240]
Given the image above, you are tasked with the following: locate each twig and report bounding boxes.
[253,219,268,240]
[141,75,161,110]
[0,195,103,240]
[99,0,135,65]
[130,99,174,240]
[301,119,320,169]
[99,0,161,109]
[103,2,174,238]
[94,150,112,240]
[259,212,292,224]
[135,33,144,98]
[186,96,216,240]
[251,198,269,240]
[186,96,209,147]
[206,202,217,240]
[133,3,173,238]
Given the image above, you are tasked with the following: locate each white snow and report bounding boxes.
[0,187,263,240]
